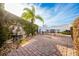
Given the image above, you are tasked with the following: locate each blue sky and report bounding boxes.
[5,3,79,27]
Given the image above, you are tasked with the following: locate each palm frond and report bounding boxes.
[24,8,34,16]
[32,6,35,15]
[21,11,33,20]
[35,15,44,24]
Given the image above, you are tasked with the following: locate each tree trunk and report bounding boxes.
[31,18,34,36]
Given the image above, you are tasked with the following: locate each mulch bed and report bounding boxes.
[0,43,17,56]
[0,36,33,56]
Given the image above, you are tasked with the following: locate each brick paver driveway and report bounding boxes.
[7,34,74,56]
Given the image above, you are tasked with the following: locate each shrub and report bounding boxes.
[23,22,38,36]
[61,30,71,35]
[0,24,10,48]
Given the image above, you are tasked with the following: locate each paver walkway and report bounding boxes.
[7,34,75,56]
[45,34,76,56]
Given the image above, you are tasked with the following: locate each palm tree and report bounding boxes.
[72,17,79,55]
[22,6,44,35]
[22,6,44,24]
